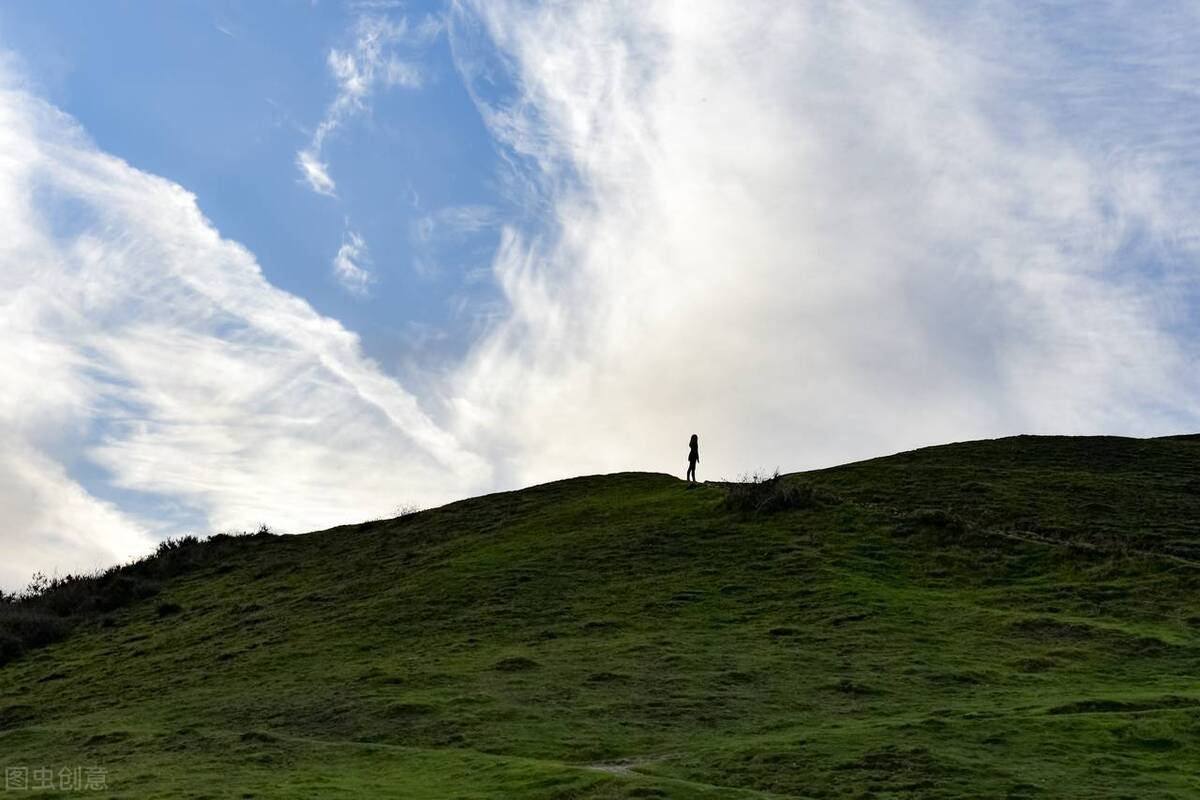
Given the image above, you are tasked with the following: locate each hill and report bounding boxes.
[2,435,1200,798]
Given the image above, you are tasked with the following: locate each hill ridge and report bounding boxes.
[3,433,1199,798]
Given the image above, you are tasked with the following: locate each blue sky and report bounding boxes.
[0,0,513,372]
[2,1,1199,589]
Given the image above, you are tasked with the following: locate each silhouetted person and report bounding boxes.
[687,434,699,482]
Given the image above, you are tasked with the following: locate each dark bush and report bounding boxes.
[93,574,160,612]
[723,471,836,515]
[0,631,25,665]
[0,608,70,649]
[156,601,183,618]
[155,535,201,556]
[756,482,829,513]
[0,525,265,668]
[39,575,99,617]
[895,508,971,541]
[154,536,206,578]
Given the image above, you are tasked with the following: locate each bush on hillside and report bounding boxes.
[0,631,23,664]
[156,601,183,618]
[723,470,837,515]
[0,607,70,649]
[0,526,273,667]
[893,508,972,544]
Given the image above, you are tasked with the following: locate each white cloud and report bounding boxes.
[7,1,1200,590]
[436,204,497,236]
[0,73,490,589]
[296,13,431,197]
[446,1,1200,488]
[333,230,373,295]
[348,1,406,11]
[0,441,153,592]
[296,12,439,300]
[296,148,337,198]
[409,204,498,272]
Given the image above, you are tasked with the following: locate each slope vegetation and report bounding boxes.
[2,435,1200,798]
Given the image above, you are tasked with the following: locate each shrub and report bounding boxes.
[0,525,263,667]
[153,536,207,578]
[21,572,51,600]
[154,535,201,557]
[0,607,70,649]
[92,574,160,612]
[39,574,102,617]
[723,471,836,515]
[0,631,24,665]
[894,508,971,542]
[156,602,183,618]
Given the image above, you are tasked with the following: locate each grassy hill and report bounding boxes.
[2,435,1200,798]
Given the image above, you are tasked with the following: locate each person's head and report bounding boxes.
[689,433,698,447]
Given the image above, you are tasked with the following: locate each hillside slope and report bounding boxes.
[2,435,1200,798]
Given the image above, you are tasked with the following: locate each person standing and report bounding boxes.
[687,434,700,482]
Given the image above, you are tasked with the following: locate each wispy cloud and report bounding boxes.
[0,69,489,588]
[333,230,373,295]
[411,204,498,248]
[437,204,497,236]
[296,13,432,197]
[7,1,1200,590]
[348,0,406,10]
[297,11,439,294]
[296,148,337,197]
[446,1,1200,487]
[406,204,500,282]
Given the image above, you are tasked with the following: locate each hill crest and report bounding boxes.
[2,433,1199,798]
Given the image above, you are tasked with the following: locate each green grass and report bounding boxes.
[2,434,1200,798]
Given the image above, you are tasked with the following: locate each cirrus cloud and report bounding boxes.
[4,2,1200,589]
[0,68,489,588]
[296,13,434,199]
[446,0,1200,487]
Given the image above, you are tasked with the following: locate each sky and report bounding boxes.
[2,0,1199,590]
